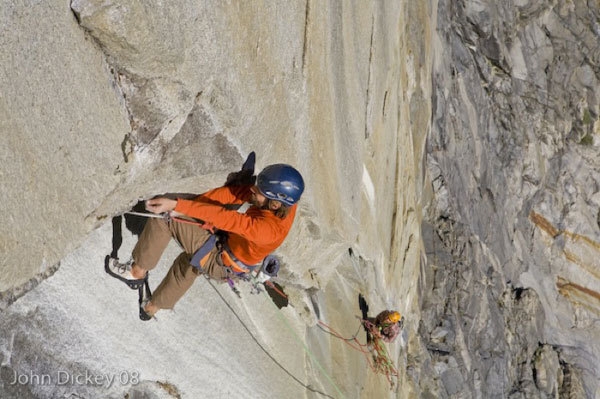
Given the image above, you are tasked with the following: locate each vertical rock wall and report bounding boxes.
[417,0,600,397]
[1,1,433,398]
[8,0,597,397]
[0,1,131,297]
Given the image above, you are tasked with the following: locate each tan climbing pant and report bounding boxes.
[132,217,230,310]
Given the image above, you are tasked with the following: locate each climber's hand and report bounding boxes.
[145,197,177,214]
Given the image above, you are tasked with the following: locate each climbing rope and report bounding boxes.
[361,320,399,387]
[317,318,399,388]
[317,320,371,356]
[124,210,356,396]
[122,210,340,395]
[205,277,344,399]
[236,272,398,391]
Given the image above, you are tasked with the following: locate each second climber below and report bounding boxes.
[107,163,304,320]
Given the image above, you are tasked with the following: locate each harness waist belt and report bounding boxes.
[189,234,261,275]
[222,246,261,274]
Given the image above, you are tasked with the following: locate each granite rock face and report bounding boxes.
[416,0,600,397]
[1,1,430,398]
[2,0,599,397]
[0,0,131,296]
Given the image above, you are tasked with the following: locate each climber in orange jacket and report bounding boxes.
[107,163,304,320]
[172,183,297,265]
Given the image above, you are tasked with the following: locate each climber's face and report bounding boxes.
[250,185,282,211]
[250,185,268,208]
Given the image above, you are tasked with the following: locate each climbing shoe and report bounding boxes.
[104,255,146,290]
[139,298,154,321]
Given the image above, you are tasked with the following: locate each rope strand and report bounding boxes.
[317,318,399,388]
[205,277,341,399]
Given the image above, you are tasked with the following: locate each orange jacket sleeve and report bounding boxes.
[174,185,297,264]
[192,185,250,206]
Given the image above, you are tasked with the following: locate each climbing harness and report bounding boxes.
[127,206,279,301]
[220,242,260,274]
[110,151,262,319]
[124,202,271,297]
[109,203,345,396]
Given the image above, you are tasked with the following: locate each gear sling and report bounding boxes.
[189,202,260,276]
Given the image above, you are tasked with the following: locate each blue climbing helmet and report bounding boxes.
[256,164,304,206]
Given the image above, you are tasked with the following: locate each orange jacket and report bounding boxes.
[174,185,297,265]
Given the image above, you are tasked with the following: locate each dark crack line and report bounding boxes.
[364,14,375,139]
[302,0,311,72]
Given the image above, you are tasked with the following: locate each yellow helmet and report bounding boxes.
[386,311,401,324]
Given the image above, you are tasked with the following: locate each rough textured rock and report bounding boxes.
[416,0,600,397]
[0,0,131,295]
[1,1,431,398]
[3,0,598,398]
